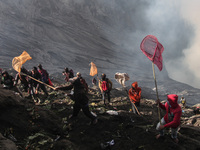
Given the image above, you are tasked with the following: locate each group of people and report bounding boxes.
[1,64,50,100]
[1,66,183,143]
[128,82,182,143]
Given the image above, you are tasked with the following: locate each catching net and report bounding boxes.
[12,51,32,73]
[140,35,164,71]
[90,62,98,76]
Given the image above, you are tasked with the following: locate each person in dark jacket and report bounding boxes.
[38,64,49,84]
[14,67,29,92]
[1,71,23,97]
[156,94,182,143]
[55,72,97,125]
[31,67,48,97]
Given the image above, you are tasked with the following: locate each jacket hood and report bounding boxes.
[167,94,178,108]
[131,82,138,89]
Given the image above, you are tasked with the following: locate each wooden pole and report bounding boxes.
[152,62,161,123]
[118,80,141,116]
[20,72,55,90]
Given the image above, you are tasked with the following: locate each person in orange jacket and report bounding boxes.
[128,82,141,114]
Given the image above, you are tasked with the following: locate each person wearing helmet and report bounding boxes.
[55,72,97,125]
[99,73,112,105]
[156,94,182,143]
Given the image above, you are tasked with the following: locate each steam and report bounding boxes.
[148,1,200,88]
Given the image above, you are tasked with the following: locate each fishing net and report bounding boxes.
[90,62,98,76]
[12,51,32,72]
[140,35,164,71]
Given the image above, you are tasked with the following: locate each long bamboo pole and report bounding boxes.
[152,62,161,123]
[20,72,55,90]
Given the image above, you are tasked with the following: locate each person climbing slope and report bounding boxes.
[156,94,182,143]
[128,82,141,114]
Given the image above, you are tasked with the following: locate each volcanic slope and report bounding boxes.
[0,83,200,150]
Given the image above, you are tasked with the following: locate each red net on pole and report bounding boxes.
[140,35,164,71]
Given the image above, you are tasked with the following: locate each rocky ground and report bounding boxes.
[0,80,200,150]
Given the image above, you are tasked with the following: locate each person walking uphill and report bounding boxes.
[128,82,141,114]
[38,64,49,84]
[99,73,112,105]
[156,94,182,143]
[55,72,97,125]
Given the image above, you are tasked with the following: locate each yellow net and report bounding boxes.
[12,51,32,73]
[89,62,97,76]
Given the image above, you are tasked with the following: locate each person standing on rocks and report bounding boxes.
[128,82,141,114]
[38,64,49,85]
[99,73,112,105]
[156,94,182,143]
[55,72,97,125]
[180,96,186,108]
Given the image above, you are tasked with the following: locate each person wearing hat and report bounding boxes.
[99,73,112,105]
[55,72,97,125]
[156,94,182,143]
[128,82,141,114]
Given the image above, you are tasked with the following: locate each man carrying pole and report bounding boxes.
[140,35,164,122]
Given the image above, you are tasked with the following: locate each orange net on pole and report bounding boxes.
[89,62,98,76]
[12,51,32,73]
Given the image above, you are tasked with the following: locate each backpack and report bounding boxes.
[101,80,109,91]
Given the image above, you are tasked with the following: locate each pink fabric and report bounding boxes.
[140,35,164,71]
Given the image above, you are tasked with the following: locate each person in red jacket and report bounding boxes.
[156,94,182,143]
[128,82,141,114]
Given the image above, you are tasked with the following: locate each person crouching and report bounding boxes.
[156,94,182,143]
